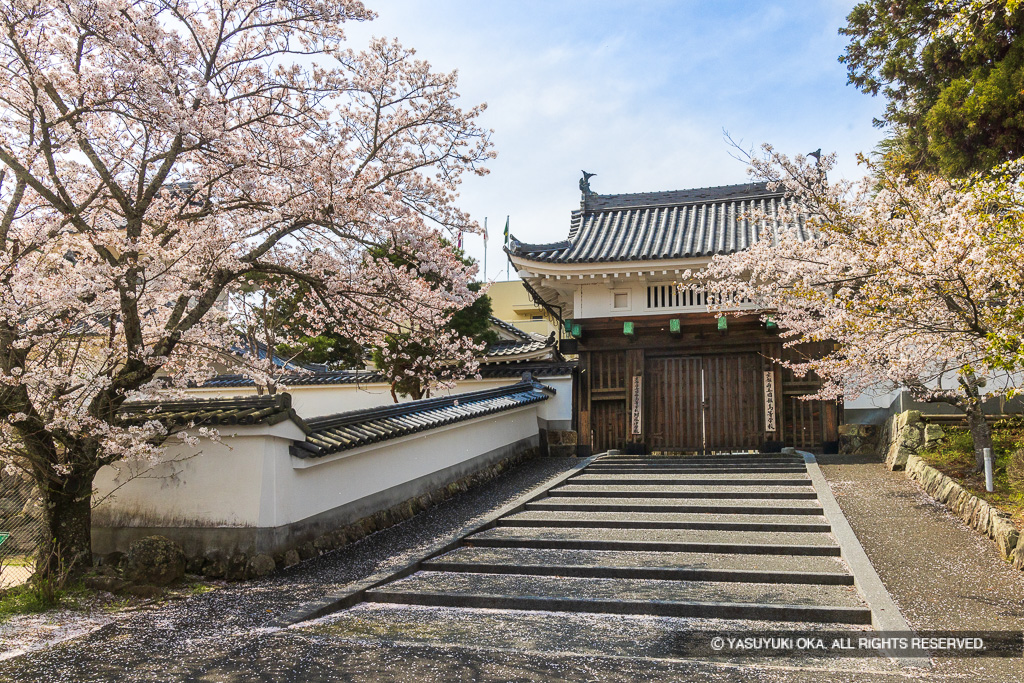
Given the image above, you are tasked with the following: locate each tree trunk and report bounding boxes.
[964,400,993,472]
[958,373,993,472]
[35,472,95,579]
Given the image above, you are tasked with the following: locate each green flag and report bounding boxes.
[503,216,509,245]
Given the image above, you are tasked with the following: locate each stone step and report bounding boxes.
[568,474,812,485]
[549,485,818,500]
[470,526,838,547]
[584,466,808,475]
[500,510,831,533]
[589,463,807,471]
[527,497,824,515]
[425,546,853,585]
[597,456,805,465]
[364,572,871,624]
[428,546,850,576]
[598,452,804,458]
[465,527,840,556]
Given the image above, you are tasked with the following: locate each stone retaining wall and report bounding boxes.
[545,429,577,458]
[838,423,879,456]
[875,410,944,470]
[905,454,1024,570]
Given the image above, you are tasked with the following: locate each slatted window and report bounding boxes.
[646,284,681,309]
[677,285,705,308]
[647,283,753,311]
[591,352,627,391]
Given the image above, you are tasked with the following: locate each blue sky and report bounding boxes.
[343,1,887,279]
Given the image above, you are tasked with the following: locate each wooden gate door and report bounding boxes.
[645,353,762,453]
[703,354,762,452]
[644,356,704,452]
[590,351,628,453]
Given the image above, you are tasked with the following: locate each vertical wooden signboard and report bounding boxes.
[763,370,777,432]
[630,375,643,436]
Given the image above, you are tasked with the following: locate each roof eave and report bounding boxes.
[512,254,716,278]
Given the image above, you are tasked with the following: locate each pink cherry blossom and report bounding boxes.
[0,0,494,577]
[700,144,1024,468]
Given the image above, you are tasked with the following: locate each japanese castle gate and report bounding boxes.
[507,180,839,456]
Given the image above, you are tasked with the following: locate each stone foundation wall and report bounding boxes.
[545,430,577,457]
[840,409,945,468]
[838,423,879,456]
[905,454,1024,570]
[861,410,944,470]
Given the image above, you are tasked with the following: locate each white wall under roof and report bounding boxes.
[572,280,758,320]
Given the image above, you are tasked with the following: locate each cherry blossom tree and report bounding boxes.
[0,0,493,578]
[700,146,1024,469]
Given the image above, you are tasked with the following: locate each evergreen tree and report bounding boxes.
[841,0,1024,176]
[370,240,497,401]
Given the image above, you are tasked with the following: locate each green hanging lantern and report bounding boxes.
[717,316,728,332]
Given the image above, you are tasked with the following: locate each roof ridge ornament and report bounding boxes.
[580,170,597,209]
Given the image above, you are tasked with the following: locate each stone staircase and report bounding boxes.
[358,453,872,626]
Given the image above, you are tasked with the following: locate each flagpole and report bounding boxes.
[504,215,510,281]
[483,217,488,281]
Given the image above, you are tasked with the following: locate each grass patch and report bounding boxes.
[0,568,223,622]
[0,584,54,620]
[917,417,1024,530]
[98,594,135,613]
[0,582,89,622]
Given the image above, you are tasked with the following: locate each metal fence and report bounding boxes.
[0,471,43,588]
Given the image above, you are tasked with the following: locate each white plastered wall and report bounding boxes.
[92,421,305,528]
[92,401,556,531]
[275,404,544,526]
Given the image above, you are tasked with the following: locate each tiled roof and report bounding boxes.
[509,182,807,264]
[119,394,308,431]
[484,316,555,360]
[486,337,552,358]
[473,361,576,378]
[290,380,553,458]
[486,317,555,359]
[196,370,384,388]
[489,316,536,341]
[196,361,574,389]
[230,339,315,371]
